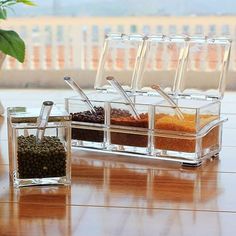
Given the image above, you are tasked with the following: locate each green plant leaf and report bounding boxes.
[0,1,17,7]
[16,0,36,6]
[0,7,7,19]
[0,29,25,63]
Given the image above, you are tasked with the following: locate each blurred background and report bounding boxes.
[9,0,236,17]
[0,0,235,89]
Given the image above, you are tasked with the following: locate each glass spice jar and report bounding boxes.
[7,106,71,188]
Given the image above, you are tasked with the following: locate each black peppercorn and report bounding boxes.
[71,106,131,142]
[17,135,67,179]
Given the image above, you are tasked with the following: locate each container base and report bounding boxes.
[13,172,70,188]
[72,145,220,167]
[72,139,106,150]
[107,144,151,155]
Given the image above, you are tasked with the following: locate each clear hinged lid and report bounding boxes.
[8,106,71,124]
[95,34,231,100]
[136,35,231,100]
[95,33,144,91]
[177,36,232,100]
[135,35,187,94]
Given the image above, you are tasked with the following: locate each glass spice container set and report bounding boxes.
[65,33,232,167]
[7,33,232,188]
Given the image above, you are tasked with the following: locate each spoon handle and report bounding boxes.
[106,76,140,119]
[151,85,184,120]
[36,101,53,143]
[64,77,96,114]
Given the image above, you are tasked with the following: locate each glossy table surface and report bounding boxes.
[0,89,236,236]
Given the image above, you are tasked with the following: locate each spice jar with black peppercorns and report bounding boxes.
[7,106,71,188]
[65,93,130,149]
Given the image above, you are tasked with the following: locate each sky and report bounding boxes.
[10,0,236,17]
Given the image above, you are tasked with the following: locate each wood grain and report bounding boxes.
[1,203,236,236]
[0,89,235,236]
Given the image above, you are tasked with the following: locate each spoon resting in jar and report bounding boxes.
[106,76,140,119]
[151,85,184,120]
[64,76,96,114]
[36,101,54,144]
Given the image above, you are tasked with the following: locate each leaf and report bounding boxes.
[0,7,7,19]
[16,0,36,6]
[0,29,25,63]
[0,1,17,7]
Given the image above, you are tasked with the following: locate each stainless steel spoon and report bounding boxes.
[64,76,96,114]
[151,85,184,120]
[106,76,140,119]
[36,101,54,143]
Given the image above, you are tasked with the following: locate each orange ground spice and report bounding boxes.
[155,114,219,153]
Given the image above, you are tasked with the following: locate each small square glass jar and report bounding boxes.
[7,106,71,188]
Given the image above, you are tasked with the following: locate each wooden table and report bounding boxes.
[0,89,236,236]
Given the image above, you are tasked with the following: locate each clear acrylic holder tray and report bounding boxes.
[66,96,226,167]
[65,34,231,167]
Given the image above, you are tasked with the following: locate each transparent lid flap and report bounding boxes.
[8,106,70,123]
[95,34,232,100]
[177,37,232,99]
[135,35,187,95]
[94,33,144,91]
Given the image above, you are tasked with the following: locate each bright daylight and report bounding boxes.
[0,1,236,235]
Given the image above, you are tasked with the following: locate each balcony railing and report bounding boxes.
[1,16,236,71]
[0,16,235,90]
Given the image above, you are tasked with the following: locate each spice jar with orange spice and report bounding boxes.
[154,113,219,153]
[153,98,224,161]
